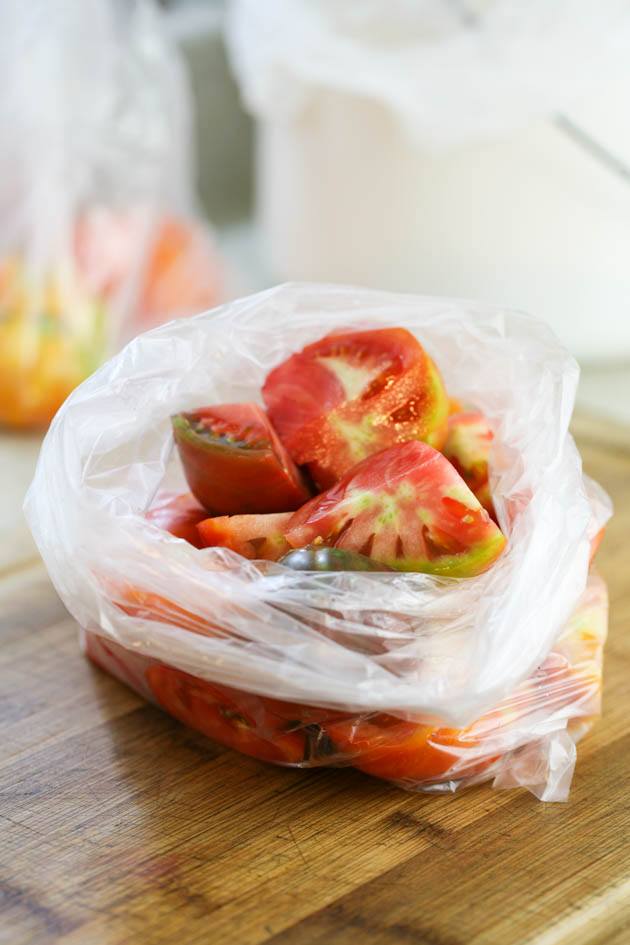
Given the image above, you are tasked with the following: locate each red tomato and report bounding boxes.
[442,410,495,517]
[172,403,311,515]
[146,666,306,764]
[197,512,293,560]
[146,491,207,548]
[323,714,494,783]
[285,441,507,577]
[262,328,449,489]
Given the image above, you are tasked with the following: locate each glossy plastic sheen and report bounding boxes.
[26,284,612,798]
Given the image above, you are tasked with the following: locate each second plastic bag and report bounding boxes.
[0,0,223,429]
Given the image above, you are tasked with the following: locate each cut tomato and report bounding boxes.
[323,714,493,783]
[262,328,449,489]
[442,410,495,517]
[146,491,207,548]
[197,512,292,560]
[172,403,311,515]
[146,667,306,764]
[285,441,507,577]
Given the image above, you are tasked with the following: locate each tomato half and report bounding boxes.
[146,491,207,548]
[197,512,292,560]
[442,410,495,517]
[323,714,493,783]
[146,666,306,764]
[285,441,507,577]
[172,403,311,515]
[262,328,449,489]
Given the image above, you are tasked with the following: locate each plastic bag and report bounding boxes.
[25,283,612,798]
[80,571,607,800]
[227,0,630,149]
[0,0,223,429]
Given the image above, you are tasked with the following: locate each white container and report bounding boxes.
[229,0,630,361]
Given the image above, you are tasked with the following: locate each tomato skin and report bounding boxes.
[263,328,449,489]
[442,410,495,517]
[197,512,292,560]
[146,491,207,548]
[172,404,311,515]
[146,666,306,764]
[285,441,507,577]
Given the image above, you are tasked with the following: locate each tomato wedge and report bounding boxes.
[146,667,306,764]
[197,512,292,560]
[323,714,493,783]
[442,410,495,517]
[285,441,507,577]
[146,491,207,548]
[262,328,449,489]
[172,403,311,515]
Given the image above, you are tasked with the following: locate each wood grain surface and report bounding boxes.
[1,419,629,945]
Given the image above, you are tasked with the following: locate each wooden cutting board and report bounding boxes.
[1,416,629,945]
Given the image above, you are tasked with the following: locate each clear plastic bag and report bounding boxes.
[80,570,607,800]
[25,283,612,798]
[0,0,223,429]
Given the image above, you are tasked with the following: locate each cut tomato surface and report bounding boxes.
[146,491,207,548]
[442,410,495,517]
[172,403,311,515]
[197,512,292,560]
[285,441,507,577]
[262,328,449,489]
[146,667,306,764]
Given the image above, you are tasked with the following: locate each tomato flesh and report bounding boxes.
[197,512,292,560]
[146,667,306,764]
[263,328,449,489]
[285,441,507,577]
[172,403,311,515]
[442,410,495,517]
